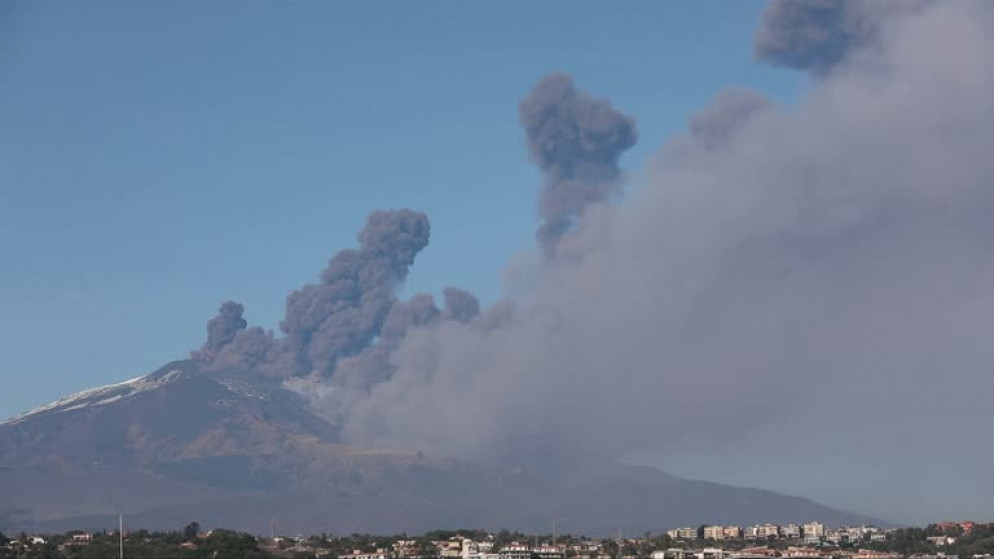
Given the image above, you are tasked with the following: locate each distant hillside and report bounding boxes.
[0,361,883,535]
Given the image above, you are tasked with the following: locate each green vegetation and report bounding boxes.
[0,527,278,559]
[864,523,994,557]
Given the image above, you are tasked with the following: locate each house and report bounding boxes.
[783,525,802,539]
[339,550,391,559]
[695,547,731,559]
[534,545,566,559]
[723,527,743,540]
[676,528,698,540]
[500,542,532,559]
[803,523,825,544]
[703,526,724,540]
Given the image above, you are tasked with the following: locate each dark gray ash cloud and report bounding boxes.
[519,73,637,255]
[441,287,480,323]
[190,1,994,517]
[194,209,433,381]
[279,208,430,379]
[191,300,247,361]
[754,0,929,74]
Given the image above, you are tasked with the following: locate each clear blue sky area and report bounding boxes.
[0,2,801,418]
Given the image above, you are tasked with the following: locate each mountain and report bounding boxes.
[0,361,883,535]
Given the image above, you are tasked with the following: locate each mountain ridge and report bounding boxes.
[0,360,886,535]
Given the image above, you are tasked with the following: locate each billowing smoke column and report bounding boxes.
[193,2,994,508]
[192,300,247,362]
[194,209,436,378]
[278,209,431,378]
[193,209,481,429]
[519,73,638,255]
[754,0,926,74]
[442,287,480,322]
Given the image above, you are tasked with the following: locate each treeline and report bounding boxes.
[0,528,276,559]
[863,523,994,556]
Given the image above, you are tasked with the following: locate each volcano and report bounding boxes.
[0,360,883,535]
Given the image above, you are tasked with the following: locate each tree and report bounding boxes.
[184,521,201,541]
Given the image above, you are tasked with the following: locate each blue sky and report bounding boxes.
[1,1,801,418]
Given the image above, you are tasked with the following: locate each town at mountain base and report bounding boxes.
[0,361,882,535]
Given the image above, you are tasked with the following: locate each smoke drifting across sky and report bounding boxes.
[194,0,994,511]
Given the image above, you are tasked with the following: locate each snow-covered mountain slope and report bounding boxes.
[2,369,184,426]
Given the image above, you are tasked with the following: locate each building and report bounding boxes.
[783,525,802,539]
[695,548,731,559]
[676,528,698,540]
[339,550,391,559]
[704,526,725,540]
[534,546,566,559]
[803,523,826,543]
[852,551,901,559]
[756,525,781,540]
[500,543,532,559]
[438,540,463,559]
[782,548,830,559]
[723,527,743,540]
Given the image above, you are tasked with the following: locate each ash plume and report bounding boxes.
[518,73,637,255]
[194,209,433,381]
[278,208,430,378]
[688,87,771,148]
[441,287,480,323]
[191,300,247,362]
[338,0,994,484]
[754,0,926,74]
[191,2,994,507]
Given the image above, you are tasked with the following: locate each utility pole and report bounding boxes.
[119,514,124,559]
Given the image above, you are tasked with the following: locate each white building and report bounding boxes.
[695,548,732,559]
[803,522,826,544]
[704,526,724,540]
[500,543,532,559]
[756,525,781,540]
